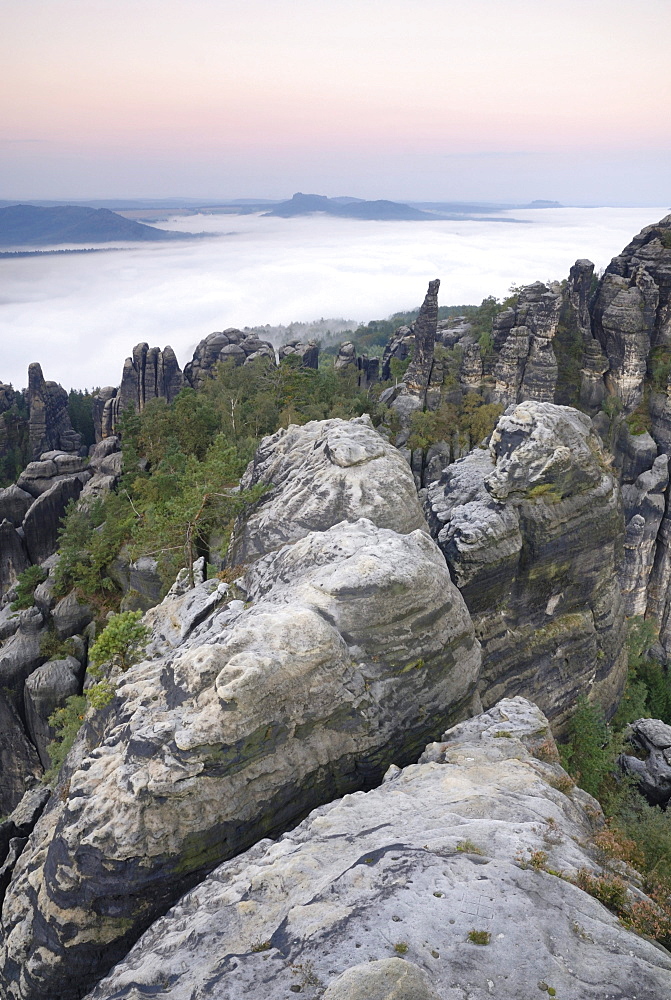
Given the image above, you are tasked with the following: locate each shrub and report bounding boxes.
[10,565,47,611]
[89,611,150,672]
[44,695,87,784]
[467,930,490,945]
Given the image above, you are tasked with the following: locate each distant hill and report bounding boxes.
[266,193,436,221]
[0,205,198,247]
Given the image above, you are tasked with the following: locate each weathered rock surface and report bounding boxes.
[0,485,33,526]
[24,656,82,767]
[84,698,671,1000]
[620,455,669,616]
[424,401,627,727]
[0,415,479,1000]
[26,363,80,459]
[492,282,562,406]
[22,473,88,564]
[278,339,319,369]
[0,519,29,597]
[93,344,184,439]
[0,693,42,816]
[0,606,45,714]
[229,415,427,565]
[619,717,671,808]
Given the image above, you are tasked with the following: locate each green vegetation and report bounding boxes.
[467,930,491,945]
[44,695,87,783]
[0,393,29,488]
[68,388,97,447]
[89,611,150,673]
[649,347,671,393]
[406,394,503,452]
[558,618,671,946]
[10,564,47,610]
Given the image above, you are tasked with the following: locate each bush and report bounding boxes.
[44,695,87,783]
[10,565,47,611]
[89,611,150,672]
[560,695,612,798]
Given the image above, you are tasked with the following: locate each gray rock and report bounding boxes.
[83,699,671,1000]
[229,415,427,565]
[322,960,442,1000]
[22,473,88,564]
[424,401,627,728]
[93,344,184,439]
[619,455,669,616]
[492,282,562,406]
[0,416,479,1000]
[0,692,41,817]
[88,435,120,468]
[0,606,45,713]
[51,590,93,639]
[0,520,29,598]
[26,362,81,459]
[278,339,319,368]
[0,485,34,527]
[24,656,81,767]
[620,717,671,807]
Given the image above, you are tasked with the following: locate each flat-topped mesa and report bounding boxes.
[27,363,80,459]
[423,400,627,729]
[491,281,562,407]
[93,343,184,440]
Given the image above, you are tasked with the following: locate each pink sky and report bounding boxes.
[2,0,670,202]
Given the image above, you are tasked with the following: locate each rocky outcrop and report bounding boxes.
[0,694,42,816]
[278,339,319,369]
[93,344,184,439]
[184,330,276,391]
[334,342,380,390]
[24,656,82,768]
[26,363,80,459]
[22,472,88,565]
[492,282,562,406]
[424,401,627,727]
[0,415,480,1000]
[0,519,29,597]
[0,484,33,526]
[620,455,669,616]
[85,699,671,1000]
[620,717,671,808]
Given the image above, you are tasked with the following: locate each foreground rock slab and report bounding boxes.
[86,698,671,1000]
[0,416,480,1000]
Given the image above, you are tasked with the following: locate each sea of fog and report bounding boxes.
[0,205,668,391]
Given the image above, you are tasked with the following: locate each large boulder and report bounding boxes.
[22,473,88,564]
[0,606,45,713]
[0,485,33,527]
[619,717,671,808]
[0,416,480,1000]
[0,693,42,816]
[24,657,82,768]
[424,401,627,728]
[84,699,671,1000]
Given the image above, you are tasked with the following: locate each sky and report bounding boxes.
[1,206,666,390]
[1,0,670,204]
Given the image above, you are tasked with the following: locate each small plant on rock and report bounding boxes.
[10,564,47,611]
[89,610,150,673]
[467,929,490,945]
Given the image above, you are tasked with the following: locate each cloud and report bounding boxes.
[0,206,666,391]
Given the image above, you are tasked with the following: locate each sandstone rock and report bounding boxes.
[381,325,413,381]
[0,692,41,816]
[229,415,427,565]
[614,424,659,483]
[184,330,276,389]
[0,520,29,598]
[88,435,121,468]
[492,282,562,406]
[26,363,80,459]
[0,606,45,713]
[401,280,439,397]
[620,717,671,807]
[334,341,357,372]
[83,699,671,1000]
[22,473,88,564]
[424,401,627,727]
[93,344,184,439]
[0,485,33,527]
[52,590,93,639]
[278,339,319,368]
[0,416,479,1000]
[24,656,82,767]
[322,960,442,1000]
[620,455,669,616]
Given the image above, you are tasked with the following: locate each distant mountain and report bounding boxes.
[266,193,436,221]
[0,205,199,247]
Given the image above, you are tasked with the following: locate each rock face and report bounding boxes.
[620,717,671,808]
[277,339,319,369]
[620,455,669,616]
[492,282,562,406]
[0,415,480,1000]
[0,694,42,816]
[21,472,88,565]
[424,401,627,727]
[93,344,184,439]
[24,657,81,768]
[84,699,671,1000]
[184,330,276,390]
[26,363,81,459]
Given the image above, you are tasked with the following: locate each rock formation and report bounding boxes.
[491,282,562,406]
[26,363,80,459]
[93,344,184,439]
[423,401,627,727]
[0,415,480,1000]
[334,342,380,389]
[619,717,671,808]
[277,338,319,369]
[184,329,276,391]
[85,699,671,1000]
